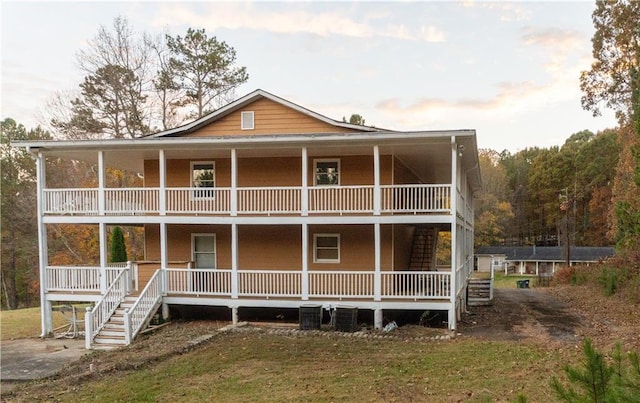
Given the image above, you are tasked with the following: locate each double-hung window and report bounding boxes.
[191,161,215,198]
[314,159,340,186]
[192,234,217,269]
[313,234,340,263]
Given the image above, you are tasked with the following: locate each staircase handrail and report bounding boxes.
[124,269,163,344]
[85,268,129,349]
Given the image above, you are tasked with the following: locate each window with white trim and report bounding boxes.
[192,234,216,269]
[191,161,215,198]
[314,159,340,186]
[241,111,254,130]
[313,234,340,263]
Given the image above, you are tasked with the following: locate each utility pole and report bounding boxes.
[560,188,571,268]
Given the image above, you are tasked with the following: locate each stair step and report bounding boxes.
[94,336,126,345]
[99,330,125,337]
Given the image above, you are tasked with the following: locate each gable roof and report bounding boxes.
[144,89,383,139]
[476,246,615,262]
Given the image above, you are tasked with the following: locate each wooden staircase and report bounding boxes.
[92,295,138,350]
[467,277,493,306]
[409,227,438,271]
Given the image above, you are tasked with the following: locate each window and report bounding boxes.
[241,111,254,130]
[191,161,215,198]
[313,234,340,263]
[192,234,216,269]
[314,159,340,185]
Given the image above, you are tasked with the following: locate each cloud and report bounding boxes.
[460,1,532,22]
[151,3,445,43]
[521,26,582,49]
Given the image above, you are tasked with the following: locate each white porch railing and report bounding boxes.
[85,268,129,349]
[309,186,374,213]
[124,269,163,344]
[46,266,101,292]
[238,270,302,296]
[381,271,450,298]
[165,268,232,295]
[166,187,231,214]
[162,269,450,300]
[43,188,98,215]
[308,271,374,298]
[105,188,158,214]
[42,184,453,216]
[381,185,450,213]
[238,187,301,214]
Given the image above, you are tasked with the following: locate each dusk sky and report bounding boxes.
[1,1,618,151]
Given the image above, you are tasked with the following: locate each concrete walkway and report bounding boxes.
[1,338,86,382]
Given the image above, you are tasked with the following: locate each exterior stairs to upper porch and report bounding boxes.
[409,226,438,271]
[91,295,138,349]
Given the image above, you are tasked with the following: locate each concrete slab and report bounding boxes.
[1,338,86,381]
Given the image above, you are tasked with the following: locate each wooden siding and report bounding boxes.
[393,224,415,270]
[144,155,394,187]
[144,224,396,272]
[183,97,363,137]
[394,156,425,184]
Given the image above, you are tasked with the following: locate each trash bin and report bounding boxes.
[334,306,358,332]
[516,280,530,289]
[299,305,322,330]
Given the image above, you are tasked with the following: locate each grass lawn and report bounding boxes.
[493,272,538,289]
[36,331,576,402]
[0,305,86,340]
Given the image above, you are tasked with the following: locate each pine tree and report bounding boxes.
[109,226,128,263]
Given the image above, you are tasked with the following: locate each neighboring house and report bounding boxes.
[14,89,481,349]
[476,246,615,275]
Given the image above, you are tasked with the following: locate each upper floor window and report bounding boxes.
[241,111,254,130]
[314,159,340,186]
[191,161,215,198]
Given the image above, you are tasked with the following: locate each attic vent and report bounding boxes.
[241,111,254,130]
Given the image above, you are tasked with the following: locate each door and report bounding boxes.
[191,234,216,293]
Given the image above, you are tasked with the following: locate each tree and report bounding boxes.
[109,226,128,263]
[1,119,50,309]
[581,1,640,247]
[52,17,153,139]
[166,28,249,118]
[343,114,366,125]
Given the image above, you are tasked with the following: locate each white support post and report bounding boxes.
[98,151,105,216]
[99,222,108,294]
[159,149,166,216]
[231,223,239,298]
[231,149,238,216]
[374,223,381,302]
[160,223,168,294]
[373,145,381,215]
[36,152,52,337]
[301,223,309,300]
[301,147,308,216]
[449,137,458,331]
[374,308,383,330]
[85,307,93,349]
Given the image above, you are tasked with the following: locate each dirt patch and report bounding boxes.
[459,288,583,344]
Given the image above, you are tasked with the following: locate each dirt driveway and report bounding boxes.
[459,288,583,344]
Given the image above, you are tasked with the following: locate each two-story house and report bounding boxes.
[15,89,481,349]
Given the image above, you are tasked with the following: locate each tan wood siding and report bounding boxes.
[144,155,393,188]
[393,224,415,270]
[393,156,423,184]
[184,98,363,137]
[238,226,302,270]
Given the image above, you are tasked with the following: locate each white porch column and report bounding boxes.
[99,222,108,293]
[98,151,105,216]
[449,137,458,331]
[160,223,168,294]
[231,149,238,216]
[231,223,239,298]
[159,149,166,215]
[301,223,309,300]
[301,147,308,216]
[535,261,539,276]
[36,152,52,336]
[374,223,381,301]
[373,145,381,215]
